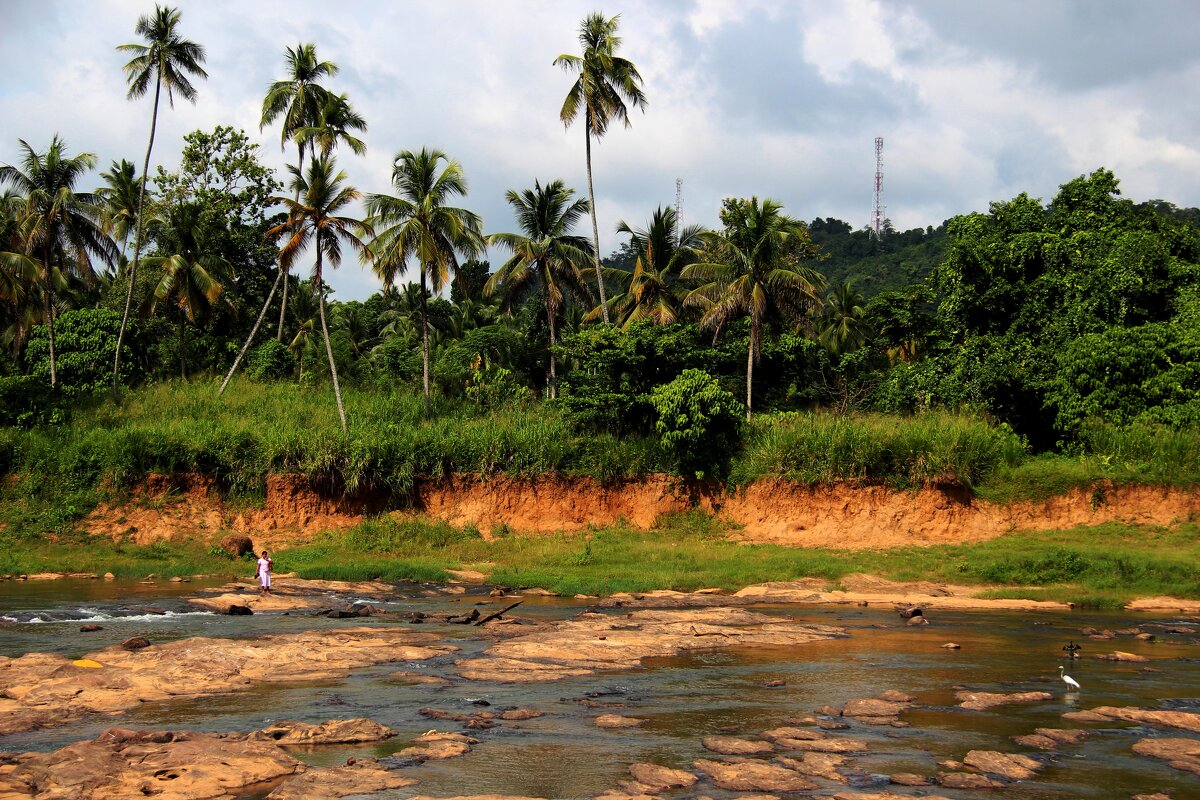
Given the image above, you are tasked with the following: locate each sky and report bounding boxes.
[3,0,1200,300]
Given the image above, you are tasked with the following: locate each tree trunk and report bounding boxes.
[113,73,161,400]
[584,122,609,324]
[277,144,305,341]
[44,276,57,388]
[178,320,187,380]
[545,291,558,400]
[419,263,431,416]
[218,266,283,395]
[746,315,758,422]
[316,257,347,434]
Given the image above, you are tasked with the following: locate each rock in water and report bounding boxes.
[120,636,151,651]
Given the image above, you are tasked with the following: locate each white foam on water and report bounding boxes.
[19,609,216,624]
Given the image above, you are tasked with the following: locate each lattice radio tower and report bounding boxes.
[674,177,684,243]
[871,136,885,238]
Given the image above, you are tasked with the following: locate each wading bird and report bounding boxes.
[1058,666,1081,691]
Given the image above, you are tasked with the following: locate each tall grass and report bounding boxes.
[731,411,1027,488]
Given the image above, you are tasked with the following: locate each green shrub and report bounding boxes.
[650,369,742,478]
[25,308,142,396]
[0,376,63,428]
[246,339,296,381]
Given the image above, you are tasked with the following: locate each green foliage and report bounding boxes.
[650,369,741,477]
[26,308,142,397]
[732,411,1026,489]
[246,339,296,381]
[0,376,62,427]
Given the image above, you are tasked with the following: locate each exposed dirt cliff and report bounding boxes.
[83,473,1199,550]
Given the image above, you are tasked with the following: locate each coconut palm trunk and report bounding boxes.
[315,254,347,433]
[545,287,558,399]
[43,268,57,387]
[419,263,431,416]
[746,316,759,421]
[218,267,282,395]
[583,124,609,324]
[277,143,305,341]
[113,76,161,398]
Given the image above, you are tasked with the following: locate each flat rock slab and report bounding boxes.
[188,577,396,613]
[693,759,818,792]
[1012,727,1089,750]
[267,759,414,799]
[938,772,1006,789]
[774,753,847,782]
[831,793,957,800]
[394,731,478,761]
[1131,738,1200,775]
[702,736,775,755]
[0,727,408,800]
[628,763,697,791]
[249,718,395,745]
[955,690,1053,710]
[1081,706,1200,733]
[962,750,1042,780]
[0,627,455,736]
[455,608,844,683]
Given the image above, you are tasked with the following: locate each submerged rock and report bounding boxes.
[595,714,646,729]
[962,750,1043,780]
[628,763,698,791]
[1012,727,1089,750]
[250,718,395,745]
[1131,737,1200,775]
[702,736,774,755]
[394,730,478,762]
[1079,706,1200,733]
[455,607,845,683]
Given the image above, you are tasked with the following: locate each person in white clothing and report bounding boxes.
[256,550,272,594]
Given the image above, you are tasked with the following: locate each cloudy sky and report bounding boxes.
[3,0,1199,300]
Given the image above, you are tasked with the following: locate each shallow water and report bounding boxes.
[2,580,1198,798]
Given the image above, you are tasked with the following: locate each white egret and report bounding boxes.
[1058,666,1081,691]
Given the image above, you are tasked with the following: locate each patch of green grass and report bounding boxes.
[0,535,245,580]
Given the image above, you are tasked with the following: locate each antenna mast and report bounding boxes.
[871,136,884,238]
[674,177,683,243]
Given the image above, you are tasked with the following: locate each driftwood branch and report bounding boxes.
[474,600,524,626]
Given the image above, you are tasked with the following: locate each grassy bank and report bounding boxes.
[1,381,1196,515]
[6,513,1196,609]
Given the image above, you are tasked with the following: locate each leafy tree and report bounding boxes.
[486,179,593,399]
[590,205,703,327]
[363,148,484,414]
[555,11,647,324]
[0,136,117,386]
[650,368,741,478]
[451,259,491,304]
[26,308,141,397]
[114,4,207,396]
[683,197,824,419]
[270,155,365,432]
[246,338,294,381]
[817,280,870,355]
[142,201,234,378]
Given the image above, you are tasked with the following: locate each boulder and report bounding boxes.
[219,533,254,557]
[226,604,253,616]
[702,736,775,755]
[962,750,1042,780]
[120,636,151,651]
[692,759,818,792]
[628,763,698,791]
[394,731,478,762]
[79,624,103,632]
[250,718,395,745]
[955,690,1052,710]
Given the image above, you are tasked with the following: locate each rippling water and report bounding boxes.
[2,579,1198,798]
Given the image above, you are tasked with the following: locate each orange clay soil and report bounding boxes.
[83,473,1199,551]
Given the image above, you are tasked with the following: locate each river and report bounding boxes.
[1,578,1197,798]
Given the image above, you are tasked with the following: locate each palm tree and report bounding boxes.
[818,279,870,355]
[683,197,824,420]
[296,92,367,159]
[220,47,352,395]
[96,159,140,258]
[142,202,234,379]
[0,136,117,386]
[269,156,365,433]
[261,42,339,340]
[485,179,593,399]
[590,205,703,327]
[555,12,647,324]
[113,4,207,396]
[287,281,320,382]
[363,148,484,415]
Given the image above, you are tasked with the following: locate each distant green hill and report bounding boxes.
[806,217,947,296]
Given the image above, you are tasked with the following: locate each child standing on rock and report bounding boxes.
[256,550,273,594]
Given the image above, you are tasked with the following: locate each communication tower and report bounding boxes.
[674,177,683,241]
[872,137,885,238]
